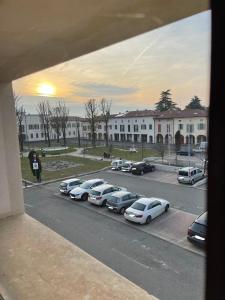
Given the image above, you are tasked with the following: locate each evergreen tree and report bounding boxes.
[155,90,180,111]
[185,96,205,110]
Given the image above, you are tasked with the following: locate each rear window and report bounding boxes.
[60,183,67,187]
[80,182,92,189]
[196,212,207,226]
[90,190,101,196]
[191,222,207,235]
[108,196,120,203]
[178,170,188,176]
[131,202,146,211]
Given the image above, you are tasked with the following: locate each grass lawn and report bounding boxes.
[85,146,160,161]
[21,155,109,182]
[35,146,77,156]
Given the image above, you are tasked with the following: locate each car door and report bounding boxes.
[102,187,113,200]
[196,168,203,180]
[148,201,162,219]
[121,194,131,209]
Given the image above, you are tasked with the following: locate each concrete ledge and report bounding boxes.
[0,214,157,300]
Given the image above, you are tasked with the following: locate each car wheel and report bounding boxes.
[191,179,195,185]
[165,204,169,212]
[102,200,107,207]
[141,170,144,176]
[81,193,88,201]
[119,207,126,215]
[146,215,152,224]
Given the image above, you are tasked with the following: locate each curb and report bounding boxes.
[22,166,111,188]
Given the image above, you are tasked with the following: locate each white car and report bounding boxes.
[111,159,127,170]
[124,197,170,224]
[70,179,106,201]
[88,184,127,207]
[59,178,84,195]
[121,161,134,172]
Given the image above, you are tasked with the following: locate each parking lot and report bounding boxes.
[24,171,205,300]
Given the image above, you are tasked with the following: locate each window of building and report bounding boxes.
[158,124,161,133]
[149,124,152,130]
[36,133,39,138]
[41,133,44,138]
[21,125,25,132]
[135,120,137,123]
[134,125,138,132]
[83,126,87,131]
[187,124,194,133]
[128,125,130,132]
[109,125,112,130]
[73,131,75,135]
[115,125,117,130]
[68,131,71,136]
[141,124,146,130]
[178,124,183,130]
[198,123,205,130]
[30,133,33,139]
[72,123,76,127]
[120,125,125,132]
[167,124,170,133]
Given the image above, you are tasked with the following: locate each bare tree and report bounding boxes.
[50,105,61,143]
[85,99,98,147]
[37,100,52,147]
[14,94,26,152]
[58,101,69,146]
[75,117,81,147]
[100,98,111,147]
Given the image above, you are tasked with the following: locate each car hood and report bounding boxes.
[70,187,86,195]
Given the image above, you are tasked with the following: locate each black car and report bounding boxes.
[187,212,207,247]
[131,162,155,175]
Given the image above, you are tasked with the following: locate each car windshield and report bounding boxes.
[131,202,146,211]
[60,183,67,187]
[123,163,130,168]
[108,196,120,203]
[178,171,188,176]
[90,190,101,196]
[80,182,93,189]
[196,212,207,225]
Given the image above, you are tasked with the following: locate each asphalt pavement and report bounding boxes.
[23,170,206,300]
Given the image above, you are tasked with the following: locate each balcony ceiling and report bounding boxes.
[0,0,208,82]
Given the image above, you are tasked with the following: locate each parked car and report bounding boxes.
[131,162,155,175]
[176,146,194,156]
[187,212,207,247]
[111,159,127,170]
[106,191,140,214]
[88,184,127,207]
[124,197,170,224]
[177,167,204,185]
[121,161,134,172]
[70,179,106,201]
[59,178,84,195]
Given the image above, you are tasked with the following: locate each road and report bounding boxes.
[23,170,206,300]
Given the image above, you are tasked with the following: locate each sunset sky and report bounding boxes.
[13,11,211,116]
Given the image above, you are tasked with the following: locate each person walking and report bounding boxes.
[28,149,36,175]
[32,153,42,182]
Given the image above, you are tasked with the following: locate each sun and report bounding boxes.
[37,83,56,96]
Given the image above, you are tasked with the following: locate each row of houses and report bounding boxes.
[19,109,208,145]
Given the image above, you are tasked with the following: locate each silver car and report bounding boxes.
[124,197,170,224]
[177,167,204,185]
[88,184,127,207]
[106,191,140,214]
[59,178,84,195]
[70,179,106,201]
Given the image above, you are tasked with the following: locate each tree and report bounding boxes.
[100,98,111,147]
[155,90,180,112]
[85,99,98,147]
[75,117,81,147]
[58,101,69,146]
[50,104,61,143]
[185,96,205,110]
[14,94,26,152]
[37,100,52,147]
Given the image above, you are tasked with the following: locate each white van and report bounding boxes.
[111,159,127,170]
[177,167,204,185]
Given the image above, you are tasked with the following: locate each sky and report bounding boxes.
[13,11,211,117]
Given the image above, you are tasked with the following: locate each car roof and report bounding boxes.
[135,197,165,205]
[84,178,104,184]
[111,190,131,197]
[91,184,113,191]
[61,178,80,184]
[179,167,197,171]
